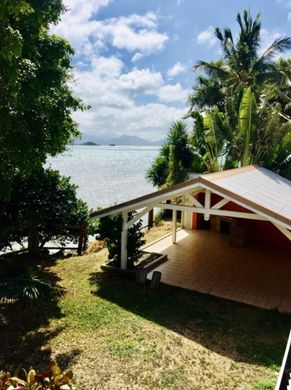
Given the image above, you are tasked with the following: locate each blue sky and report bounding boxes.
[51,0,291,141]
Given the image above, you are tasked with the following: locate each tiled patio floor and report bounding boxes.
[146,229,291,313]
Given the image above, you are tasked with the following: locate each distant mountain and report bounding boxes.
[109,135,163,146]
[75,133,164,146]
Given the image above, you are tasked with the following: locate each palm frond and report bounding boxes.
[193,61,228,78]
[0,276,64,302]
[259,37,291,64]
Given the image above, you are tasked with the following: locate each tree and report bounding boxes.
[146,121,193,188]
[164,145,188,188]
[193,11,291,94]
[188,10,291,174]
[0,168,89,254]
[0,1,84,196]
[95,212,145,270]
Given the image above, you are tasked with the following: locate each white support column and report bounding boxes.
[182,195,194,229]
[121,211,128,270]
[204,190,211,221]
[172,209,177,244]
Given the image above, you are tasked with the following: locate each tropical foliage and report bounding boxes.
[188,10,291,176]
[146,121,193,188]
[95,212,145,269]
[0,360,75,389]
[0,261,63,302]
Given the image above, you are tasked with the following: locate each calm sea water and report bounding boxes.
[46,145,159,210]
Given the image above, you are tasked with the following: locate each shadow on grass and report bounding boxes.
[90,271,291,369]
[0,251,80,371]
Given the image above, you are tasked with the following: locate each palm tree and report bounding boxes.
[188,10,291,172]
[146,121,193,188]
[193,10,291,93]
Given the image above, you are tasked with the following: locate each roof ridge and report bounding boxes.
[201,165,257,181]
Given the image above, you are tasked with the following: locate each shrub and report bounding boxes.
[154,211,164,227]
[0,260,63,302]
[0,168,89,254]
[0,360,75,389]
[94,212,145,269]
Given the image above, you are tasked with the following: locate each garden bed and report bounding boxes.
[100,251,167,283]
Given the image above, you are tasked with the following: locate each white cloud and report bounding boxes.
[167,62,186,78]
[103,13,168,53]
[197,26,217,47]
[119,68,164,94]
[157,83,189,103]
[176,0,183,5]
[51,6,168,57]
[51,2,185,141]
[70,56,189,140]
[131,52,143,62]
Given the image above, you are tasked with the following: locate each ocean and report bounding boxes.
[46,145,160,211]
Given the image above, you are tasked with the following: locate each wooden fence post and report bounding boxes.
[148,209,154,229]
[77,222,87,256]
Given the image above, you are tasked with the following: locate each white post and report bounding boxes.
[121,211,128,270]
[204,190,211,221]
[172,209,177,244]
[182,194,194,229]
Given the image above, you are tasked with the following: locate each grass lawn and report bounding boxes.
[0,226,290,389]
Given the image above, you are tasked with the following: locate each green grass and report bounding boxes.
[0,249,290,389]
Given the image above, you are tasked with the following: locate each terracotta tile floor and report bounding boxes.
[146,229,291,313]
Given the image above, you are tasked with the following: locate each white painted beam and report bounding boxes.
[157,202,267,221]
[212,198,229,210]
[126,206,152,228]
[187,194,203,208]
[121,211,128,270]
[273,223,291,241]
[172,209,177,244]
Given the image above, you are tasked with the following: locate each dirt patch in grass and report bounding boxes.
[0,249,290,389]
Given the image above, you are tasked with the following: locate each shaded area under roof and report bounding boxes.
[90,165,291,230]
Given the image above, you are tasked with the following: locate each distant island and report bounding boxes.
[81,141,98,146]
[76,134,164,147]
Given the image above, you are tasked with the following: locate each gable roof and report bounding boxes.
[90,165,291,230]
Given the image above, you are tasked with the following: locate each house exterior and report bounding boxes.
[91,165,291,270]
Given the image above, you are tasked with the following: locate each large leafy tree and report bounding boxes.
[0,0,84,196]
[188,10,291,174]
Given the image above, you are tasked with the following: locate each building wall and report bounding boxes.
[191,192,291,251]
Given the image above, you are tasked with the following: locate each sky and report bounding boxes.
[51,0,291,142]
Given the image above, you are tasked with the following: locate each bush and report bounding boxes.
[0,260,63,302]
[0,168,89,253]
[94,212,145,269]
[154,211,164,227]
[0,360,75,389]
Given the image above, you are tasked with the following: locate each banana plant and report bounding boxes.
[191,109,229,172]
[237,87,257,166]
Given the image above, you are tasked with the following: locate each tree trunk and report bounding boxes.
[28,227,39,258]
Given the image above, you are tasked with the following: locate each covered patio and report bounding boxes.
[91,165,291,312]
[146,228,291,313]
